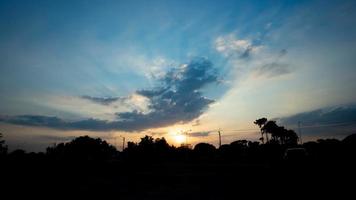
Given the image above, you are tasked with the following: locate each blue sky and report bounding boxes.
[1,0,356,151]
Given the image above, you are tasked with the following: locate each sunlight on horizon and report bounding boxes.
[1,0,356,152]
[167,127,188,146]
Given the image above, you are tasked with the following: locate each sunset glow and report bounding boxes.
[173,134,186,145]
[1,1,355,198]
[1,0,356,152]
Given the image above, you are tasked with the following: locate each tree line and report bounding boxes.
[1,118,355,165]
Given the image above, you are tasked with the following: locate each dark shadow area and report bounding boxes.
[1,119,356,198]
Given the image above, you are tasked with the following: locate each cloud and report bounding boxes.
[278,105,356,138]
[215,33,292,79]
[1,115,68,129]
[250,48,292,78]
[215,35,262,59]
[37,135,76,142]
[81,95,120,105]
[280,105,356,126]
[190,131,212,137]
[0,115,108,131]
[253,62,291,78]
[0,114,114,131]
[192,119,201,126]
[115,57,218,131]
[0,58,220,132]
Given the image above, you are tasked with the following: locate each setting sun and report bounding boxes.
[174,134,186,144]
[168,128,187,145]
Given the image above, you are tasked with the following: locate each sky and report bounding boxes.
[1,0,356,152]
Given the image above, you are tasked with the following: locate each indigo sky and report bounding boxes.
[1,0,356,151]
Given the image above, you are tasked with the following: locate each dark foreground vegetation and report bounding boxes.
[1,119,356,198]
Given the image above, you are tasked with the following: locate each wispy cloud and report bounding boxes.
[190,131,212,137]
[253,62,291,78]
[251,49,292,78]
[81,95,120,105]
[215,34,262,59]
[214,33,292,79]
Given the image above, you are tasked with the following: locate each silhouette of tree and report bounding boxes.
[343,133,356,145]
[3,127,356,198]
[124,135,173,162]
[261,120,279,143]
[154,137,170,151]
[154,137,172,160]
[254,118,268,143]
[46,135,117,161]
[127,141,138,149]
[9,149,26,161]
[194,143,216,160]
[285,129,298,145]
[194,143,216,153]
[342,133,356,164]
[230,140,249,159]
[257,120,298,145]
[0,133,7,155]
[139,135,155,147]
[218,144,232,160]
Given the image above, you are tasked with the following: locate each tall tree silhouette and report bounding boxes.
[285,129,299,145]
[254,118,268,143]
[261,120,279,143]
[257,120,298,145]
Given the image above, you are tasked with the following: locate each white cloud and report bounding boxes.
[214,34,263,58]
[214,33,292,82]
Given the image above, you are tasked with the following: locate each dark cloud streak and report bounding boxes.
[254,49,291,78]
[280,105,356,126]
[81,95,119,105]
[255,62,291,78]
[279,105,356,138]
[190,131,212,137]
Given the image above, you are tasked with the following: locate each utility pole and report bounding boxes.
[218,128,222,148]
[119,135,126,151]
[186,129,192,145]
[186,132,188,145]
[122,136,125,151]
[114,137,117,149]
[183,129,192,148]
[298,121,303,145]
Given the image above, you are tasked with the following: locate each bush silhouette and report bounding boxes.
[0,133,7,156]
[124,135,173,162]
[46,135,117,162]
